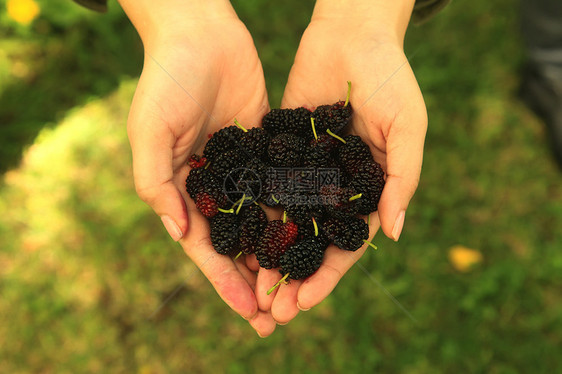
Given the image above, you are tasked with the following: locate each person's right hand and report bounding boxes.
[254,0,427,326]
[118,0,277,336]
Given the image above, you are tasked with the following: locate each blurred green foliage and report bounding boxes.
[1,0,562,373]
[0,0,142,173]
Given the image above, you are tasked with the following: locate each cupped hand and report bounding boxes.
[123,6,275,336]
[258,14,428,324]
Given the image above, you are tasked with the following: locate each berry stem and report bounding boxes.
[235,193,246,215]
[312,217,319,237]
[282,210,287,223]
[326,129,347,144]
[344,81,352,107]
[311,117,318,141]
[267,273,290,295]
[271,194,280,204]
[233,118,248,133]
[233,251,243,260]
[363,239,378,250]
[349,193,363,202]
[218,208,234,214]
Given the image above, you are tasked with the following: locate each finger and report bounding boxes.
[297,214,381,310]
[248,311,277,338]
[371,90,427,242]
[271,279,302,324]
[255,268,283,312]
[234,256,257,291]
[377,114,426,241]
[246,253,260,272]
[127,97,190,242]
[297,246,365,311]
[181,208,258,320]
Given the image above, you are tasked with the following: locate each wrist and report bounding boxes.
[117,0,238,49]
[311,0,415,44]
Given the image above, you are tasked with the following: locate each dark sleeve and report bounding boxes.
[73,0,107,13]
[73,0,449,22]
[412,0,451,24]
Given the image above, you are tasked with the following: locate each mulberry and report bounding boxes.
[209,212,240,255]
[268,133,305,167]
[239,204,268,254]
[262,107,312,138]
[203,126,245,161]
[322,216,369,251]
[279,238,328,280]
[255,220,299,269]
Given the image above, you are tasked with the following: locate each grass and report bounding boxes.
[1,0,562,373]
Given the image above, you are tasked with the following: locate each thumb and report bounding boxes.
[137,179,188,242]
[127,103,189,242]
[377,112,427,242]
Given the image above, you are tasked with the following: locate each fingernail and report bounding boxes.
[256,331,266,338]
[160,215,183,241]
[297,302,310,312]
[277,321,288,326]
[392,210,405,242]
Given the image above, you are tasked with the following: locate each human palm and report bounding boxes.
[127,19,276,335]
[256,20,428,324]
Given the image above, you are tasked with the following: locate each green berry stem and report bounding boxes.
[326,129,347,144]
[349,193,363,202]
[271,194,280,204]
[363,239,378,250]
[312,217,319,237]
[344,81,352,107]
[282,210,287,223]
[233,118,248,133]
[233,251,243,260]
[267,273,290,295]
[235,193,246,215]
[311,117,318,141]
[218,208,234,214]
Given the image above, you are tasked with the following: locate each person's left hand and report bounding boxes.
[118,0,278,336]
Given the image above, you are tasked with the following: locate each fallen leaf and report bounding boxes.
[448,245,483,272]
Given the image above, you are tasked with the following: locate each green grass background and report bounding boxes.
[1,0,561,373]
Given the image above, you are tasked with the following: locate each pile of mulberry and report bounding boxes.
[185,82,385,292]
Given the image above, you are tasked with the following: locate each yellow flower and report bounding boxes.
[448,245,483,272]
[7,0,40,26]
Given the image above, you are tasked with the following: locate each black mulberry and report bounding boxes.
[322,216,369,251]
[279,238,328,280]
